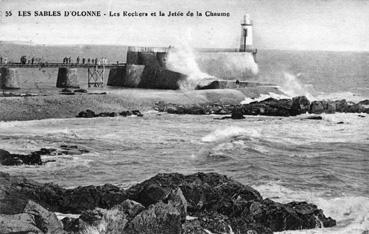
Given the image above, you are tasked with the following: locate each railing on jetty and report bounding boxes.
[0,62,126,68]
[0,62,127,88]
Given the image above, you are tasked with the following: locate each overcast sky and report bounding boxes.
[0,0,368,51]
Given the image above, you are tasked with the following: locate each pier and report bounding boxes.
[0,62,126,88]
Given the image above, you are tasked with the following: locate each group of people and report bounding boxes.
[62,56,109,65]
[20,56,45,65]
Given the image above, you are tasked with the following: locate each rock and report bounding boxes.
[60,184,128,213]
[77,110,143,118]
[62,216,89,233]
[77,109,96,118]
[165,188,188,222]
[195,78,220,90]
[309,101,325,114]
[358,99,369,105]
[126,172,262,212]
[1,172,336,233]
[62,199,146,233]
[187,212,232,234]
[335,99,348,112]
[325,101,336,113]
[305,115,323,120]
[119,110,133,117]
[0,172,127,214]
[231,107,245,119]
[0,146,90,166]
[249,199,336,232]
[74,88,88,93]
[291,96,310,115]
[124,201,182,234]
[0,149,42,166]
[0,200,63,234]
[132,110,144,117]
[97,112,118,117]
[61,88,73,93]
[346,102,365,113]
[242,98,293,116]
[0,213,42,234]
[23,200,64,233]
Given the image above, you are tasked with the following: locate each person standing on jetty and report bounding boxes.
[76,56,80,64]
[82,58,85,65]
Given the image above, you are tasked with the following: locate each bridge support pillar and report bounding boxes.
[88,66,105,88]
[0,67,20,89]
[56,67,79,88]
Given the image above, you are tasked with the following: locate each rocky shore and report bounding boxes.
[154,96,369,118]
[0,171,336,234]
[0,145,89,166]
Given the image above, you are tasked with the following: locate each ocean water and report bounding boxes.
[0,111,368,233]
[0,47,369,233]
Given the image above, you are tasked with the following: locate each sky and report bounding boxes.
[0,0,368,51]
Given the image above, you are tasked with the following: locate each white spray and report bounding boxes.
[166,42,214,90]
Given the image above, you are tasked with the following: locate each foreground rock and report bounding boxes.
[155,96,369,117]
[0,145,90,166]
[0,172,127,214]
[0,200,63,234]
[77,109,143,118]
[0,172,336,233]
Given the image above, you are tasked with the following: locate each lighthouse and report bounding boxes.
[240,14,253,52]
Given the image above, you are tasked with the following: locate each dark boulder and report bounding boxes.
[0,172,127,214]
[0,146,89,166]
[334,99,348,112]
[132,110,144,117]
[0,149,42,166]
[231,107,245,119]
[291,96,310,115]
[309,101,325,114]
[346,102,365,113]
[309,100,336,114]
[358,99,369,105]
[77,109,96,118]
[242,98,293,116]
[249,199,336,232]
[305,115,323,120]
[97,112,118,117]
[126,172,262,212]
[63,199,146,233]
[195,78,220,90]
[74,88,88,93]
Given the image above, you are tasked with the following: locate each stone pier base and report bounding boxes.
[56,68,79,88]
[0,68,20,89]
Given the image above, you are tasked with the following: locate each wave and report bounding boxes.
[201,126,260,142]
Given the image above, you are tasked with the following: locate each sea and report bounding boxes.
[0,45,368,233]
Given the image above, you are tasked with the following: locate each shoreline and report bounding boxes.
[0,171,336,233]
[0,87,280,121]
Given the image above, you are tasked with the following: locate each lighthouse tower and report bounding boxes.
[240,14,253,52]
